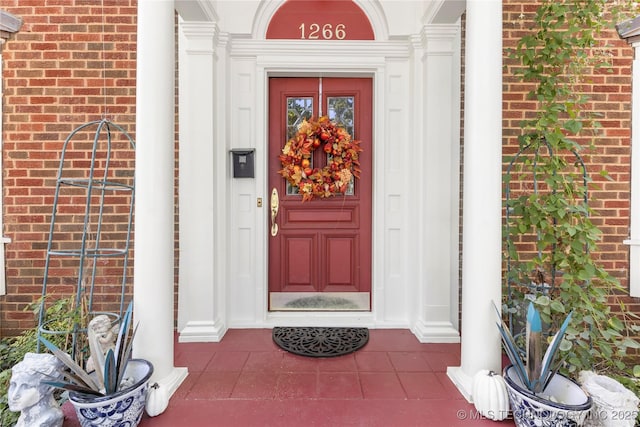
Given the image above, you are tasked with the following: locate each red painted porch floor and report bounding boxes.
[62,328,515,426]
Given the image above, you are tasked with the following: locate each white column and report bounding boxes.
[134,0,187,409]
[623,42,640,298]
[447,0,503,402]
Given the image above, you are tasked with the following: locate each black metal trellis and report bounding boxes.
[36,119,135,357]
[504,138,589,338]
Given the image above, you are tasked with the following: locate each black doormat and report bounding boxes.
[272,326,369,358]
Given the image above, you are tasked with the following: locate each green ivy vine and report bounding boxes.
[504,0,640,389]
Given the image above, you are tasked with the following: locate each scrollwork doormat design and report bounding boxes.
[272,327,369,357]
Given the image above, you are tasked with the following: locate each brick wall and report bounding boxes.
[1,0,138,337]
[502,0,639,316]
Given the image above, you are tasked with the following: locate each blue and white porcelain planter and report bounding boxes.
[504,364,592,427]
[69,359,154,427]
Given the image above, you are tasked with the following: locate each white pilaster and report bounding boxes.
[177,20,226,342]
[447,0,503,402]
[134,0,187,409]
[623,42,640,298]
[412,23,462,343]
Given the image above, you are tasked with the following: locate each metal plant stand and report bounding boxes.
[36,119,135,357]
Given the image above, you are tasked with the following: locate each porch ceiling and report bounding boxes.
[424,0,466,24]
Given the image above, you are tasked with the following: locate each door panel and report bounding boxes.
[268,77,372,311]
[285,235,316,289]
[326,236,356,286]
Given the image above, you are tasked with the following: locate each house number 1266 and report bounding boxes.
[299,23,347,40]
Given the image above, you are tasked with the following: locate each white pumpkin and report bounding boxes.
[472,370,510,421]
[145,382,169,417]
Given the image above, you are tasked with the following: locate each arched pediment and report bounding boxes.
[254,0,388,40]
[266,0,374,40]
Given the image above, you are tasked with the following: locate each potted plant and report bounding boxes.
[38,301,153,427]
[496,302,592,426]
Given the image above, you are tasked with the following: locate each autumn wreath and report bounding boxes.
[278,116,362,202]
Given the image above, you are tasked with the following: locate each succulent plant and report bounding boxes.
[38,301,137,397]
[495,301,572,394]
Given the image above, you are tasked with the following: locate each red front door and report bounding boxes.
[268,77,372,311]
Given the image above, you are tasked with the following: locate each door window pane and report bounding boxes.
[287,97,313,139]
[327,96,354,135]
[328,96,355,195]
[286,97,313,195]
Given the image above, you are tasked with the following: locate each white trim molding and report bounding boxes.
[622,40,640,297]
[0,11,21,295]
[0,54,12,296]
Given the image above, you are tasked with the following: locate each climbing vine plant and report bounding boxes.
[505,0,640,386]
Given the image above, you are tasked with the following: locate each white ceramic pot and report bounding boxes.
[504,364,593,427]
[69,359,154,427]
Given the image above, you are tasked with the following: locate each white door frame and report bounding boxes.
[175,1,463,344]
